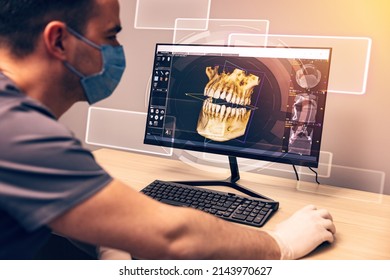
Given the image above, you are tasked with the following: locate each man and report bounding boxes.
[0,0,336,260]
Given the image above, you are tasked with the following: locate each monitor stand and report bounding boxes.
[174,156,276,201]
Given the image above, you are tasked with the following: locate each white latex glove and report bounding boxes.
[267,204,336,260]
[98,246,132,260]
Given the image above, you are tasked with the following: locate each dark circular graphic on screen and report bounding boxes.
[167,55,284,149]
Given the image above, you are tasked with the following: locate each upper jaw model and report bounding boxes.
[197,66,260,142]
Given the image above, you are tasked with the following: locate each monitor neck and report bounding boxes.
[228,156,240,183]
[174,156,275,201]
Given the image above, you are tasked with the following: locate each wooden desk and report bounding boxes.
[93,148,390,259]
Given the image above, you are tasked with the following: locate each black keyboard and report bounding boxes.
[141,180,279,227]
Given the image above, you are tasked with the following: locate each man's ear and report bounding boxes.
[43,21,69,60]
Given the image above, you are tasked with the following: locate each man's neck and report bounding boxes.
[0,51,78,118]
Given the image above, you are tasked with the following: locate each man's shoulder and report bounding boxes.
[0,92,78,162]
[0,91,71,137]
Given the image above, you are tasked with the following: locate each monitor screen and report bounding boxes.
[144,44,332,168]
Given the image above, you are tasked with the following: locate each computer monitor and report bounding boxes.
[144,43,332,199]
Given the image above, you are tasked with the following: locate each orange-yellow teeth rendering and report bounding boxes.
[197,66,260,142]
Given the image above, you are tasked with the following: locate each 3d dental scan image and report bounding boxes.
[197,66,260,142]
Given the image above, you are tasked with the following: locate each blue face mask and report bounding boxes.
[64,27,126,104]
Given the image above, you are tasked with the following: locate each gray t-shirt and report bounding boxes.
[0,73,112,259]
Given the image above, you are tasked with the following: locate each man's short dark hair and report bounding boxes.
[0,0,95,57]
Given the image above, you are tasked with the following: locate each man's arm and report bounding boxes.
[49,179,281,259]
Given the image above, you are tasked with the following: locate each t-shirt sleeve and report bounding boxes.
[0,104,113,232]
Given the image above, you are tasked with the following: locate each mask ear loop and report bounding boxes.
[64,26,103,78]
[66,26,101,50]
[63,61,85,78]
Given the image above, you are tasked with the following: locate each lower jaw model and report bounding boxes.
[197,66,260,142]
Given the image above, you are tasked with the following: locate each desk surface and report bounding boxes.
[93,148,390,260]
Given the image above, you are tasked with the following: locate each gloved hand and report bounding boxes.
[267,204,336,260]
[98,246,132,260]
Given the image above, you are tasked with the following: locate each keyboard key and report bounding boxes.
[160,198,190,207]
[212,205,228,211]
[232,213,247,220]
[246,217,254,222]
